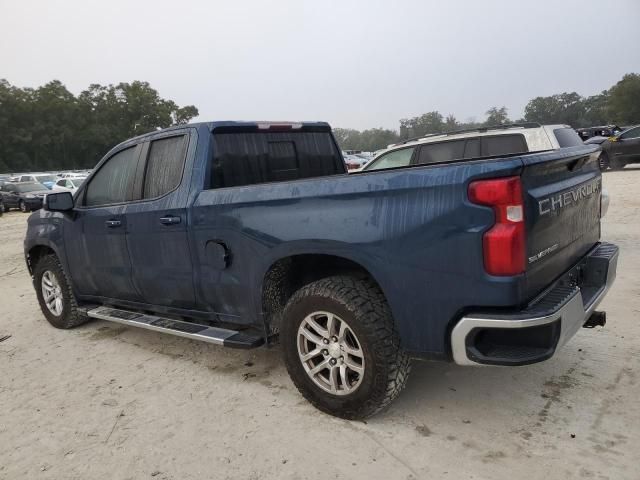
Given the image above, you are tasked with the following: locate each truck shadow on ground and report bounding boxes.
[78,320,586,425]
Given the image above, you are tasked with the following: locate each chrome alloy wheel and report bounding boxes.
[297,311,365,395]
[41,270,63,316]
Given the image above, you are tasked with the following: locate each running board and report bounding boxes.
[86,306,264,349]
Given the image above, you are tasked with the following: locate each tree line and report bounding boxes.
[1,73,639,171]
[334,73,640,152]
[0,79,198,173]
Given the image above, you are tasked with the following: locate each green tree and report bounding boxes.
[0,79,199,173]
[399,111,444,139]
[524,92,585,126]
[484,106,510,125]
[333,127,399,152]
[444,114,459,131]
[607,73,640,124]
[581,91,610,126]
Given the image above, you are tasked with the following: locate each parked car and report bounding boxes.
[343,153,370,171]
[584,125,640,170]
[59,171,91,179]
[51,177,86,194]
[576,125,624,141]
[0,182,49,212]
[26,121,617,419]
[0,196,4,216]
[361,123,584,172]
[18,174,58,190]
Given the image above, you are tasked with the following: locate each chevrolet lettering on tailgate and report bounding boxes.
[538,178,601,216]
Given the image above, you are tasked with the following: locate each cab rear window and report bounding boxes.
[209,130,344,188]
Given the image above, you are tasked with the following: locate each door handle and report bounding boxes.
[105,219,122,228]
[159,216,181,225]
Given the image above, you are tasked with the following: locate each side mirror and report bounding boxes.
[45,191,74,212]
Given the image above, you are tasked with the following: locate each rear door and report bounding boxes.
[125,131,196,308]
[192,125,345,320]
[520,146,602,297]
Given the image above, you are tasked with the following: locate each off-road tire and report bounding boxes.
[281,275,411,419]
[33,254,88,329]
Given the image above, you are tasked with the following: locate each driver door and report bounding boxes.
[65,143,144,302]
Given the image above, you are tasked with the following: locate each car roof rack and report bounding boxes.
[395,122,542,146]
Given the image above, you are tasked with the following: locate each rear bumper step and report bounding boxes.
[86,306,264,349]
[451,242,619,366]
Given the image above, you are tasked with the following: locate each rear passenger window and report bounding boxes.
[143,135,188,198]
[85,146,138,207]
[482,135,528,157]
[464,138,481,158]
[554,128,584,147]
[210,131,343,188]
[417,140,465,165]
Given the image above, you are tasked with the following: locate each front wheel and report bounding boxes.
[19,200,29,213]
[599,152,610,171]
[33,254,89,329]
[281,276,411,419]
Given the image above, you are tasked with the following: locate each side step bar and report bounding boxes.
[86,306,264,349]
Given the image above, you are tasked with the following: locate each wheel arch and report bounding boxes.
[26,243,61,276]
[260,253,389,333]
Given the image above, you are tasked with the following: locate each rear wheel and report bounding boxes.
[281,275,411,419]
[33,254,88,329]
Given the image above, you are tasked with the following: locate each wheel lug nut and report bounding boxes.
[330,358,337,365]
[322,349,328,356]
[322,338,329,344]
[331,336,338,342]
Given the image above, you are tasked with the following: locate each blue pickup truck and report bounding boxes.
[25,121,618,419]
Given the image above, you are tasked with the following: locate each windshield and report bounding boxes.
[16,184,44,193]
[36,175,57,182]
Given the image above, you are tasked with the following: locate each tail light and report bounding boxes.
[468,176,525,276]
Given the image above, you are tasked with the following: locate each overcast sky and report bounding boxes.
[1,0,639,130]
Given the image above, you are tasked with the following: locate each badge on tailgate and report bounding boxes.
[538,178,601,216]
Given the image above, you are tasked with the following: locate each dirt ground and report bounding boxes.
[1,169,639,480]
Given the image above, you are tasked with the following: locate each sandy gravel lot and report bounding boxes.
[1,169,639,480]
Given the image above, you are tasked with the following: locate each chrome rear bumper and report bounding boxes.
[451,242,619,366]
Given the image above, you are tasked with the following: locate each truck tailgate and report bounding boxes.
[521,146,603,298]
